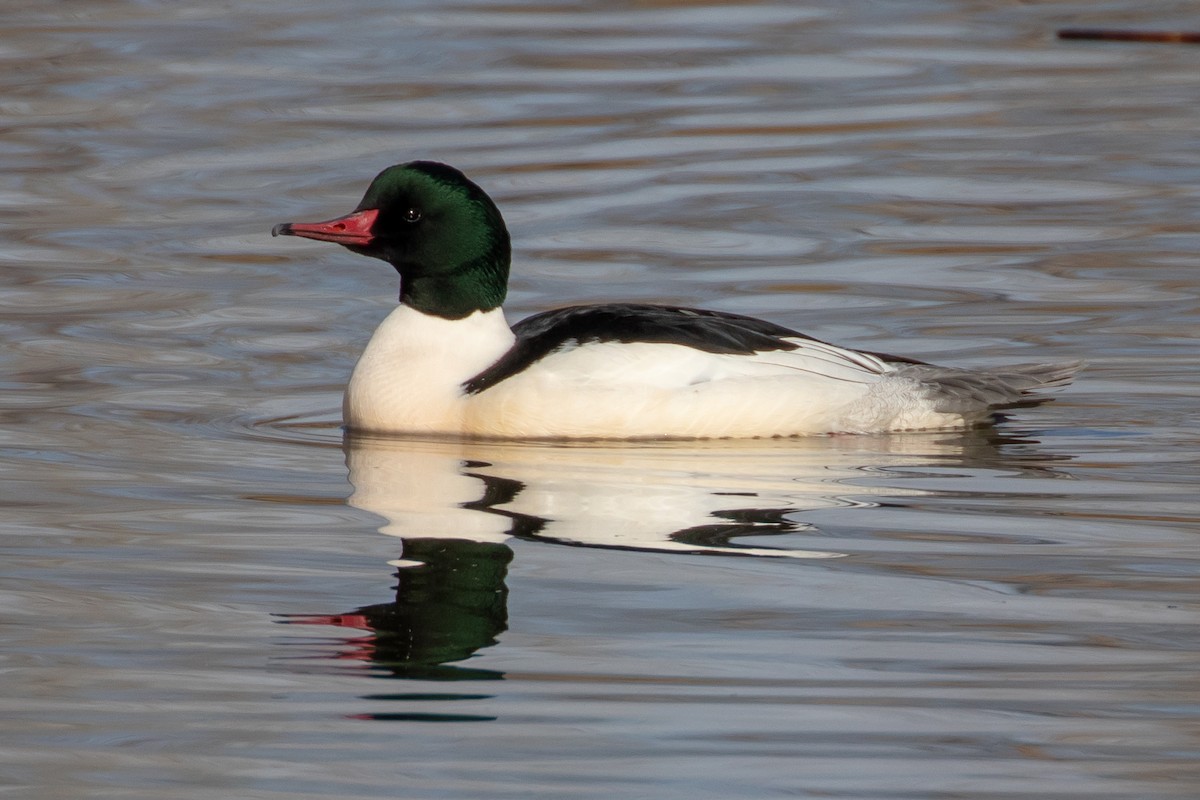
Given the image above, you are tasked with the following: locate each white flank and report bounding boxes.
[464,339,963,438]
[343,306,984,437]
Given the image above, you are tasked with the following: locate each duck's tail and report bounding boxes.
[896,360,1083,414]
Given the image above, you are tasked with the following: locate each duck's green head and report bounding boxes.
[273,161,510,318]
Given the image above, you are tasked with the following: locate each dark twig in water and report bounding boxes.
[1057,28,1200,44]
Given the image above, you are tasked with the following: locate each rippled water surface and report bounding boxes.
[4,1,1200,798]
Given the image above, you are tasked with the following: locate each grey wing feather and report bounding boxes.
[892,360,1083,413]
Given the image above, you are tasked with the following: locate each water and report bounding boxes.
[3,1,1200,797]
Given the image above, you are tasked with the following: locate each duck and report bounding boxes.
[273,161,1079,439]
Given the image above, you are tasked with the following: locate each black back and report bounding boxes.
[462,303,818,395]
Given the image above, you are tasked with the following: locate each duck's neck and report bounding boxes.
[399,273,503,319]
[392,246,510,320]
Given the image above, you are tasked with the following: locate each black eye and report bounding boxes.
[403,208,422,223]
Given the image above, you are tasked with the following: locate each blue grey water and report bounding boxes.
[2,1,1199,798]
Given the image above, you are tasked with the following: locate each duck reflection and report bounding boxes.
[282,428,1068,683]
[285,538,511,681]
[348,438,856,560]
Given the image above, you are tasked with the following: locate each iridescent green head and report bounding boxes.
[274,161,510,318]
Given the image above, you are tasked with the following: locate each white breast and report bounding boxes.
[344,306,515,435]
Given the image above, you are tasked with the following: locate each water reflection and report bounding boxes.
[282,429,1070,686]
[343,435,861,559]
[285,538,511,684]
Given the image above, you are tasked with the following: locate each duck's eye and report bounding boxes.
[403,208,422,223]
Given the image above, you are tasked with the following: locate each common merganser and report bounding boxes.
[273,161,1078,439]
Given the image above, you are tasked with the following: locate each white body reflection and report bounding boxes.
[285,430,1065,680]
[341,434,993,560]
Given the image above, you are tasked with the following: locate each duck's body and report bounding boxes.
[275,161,1077,439]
